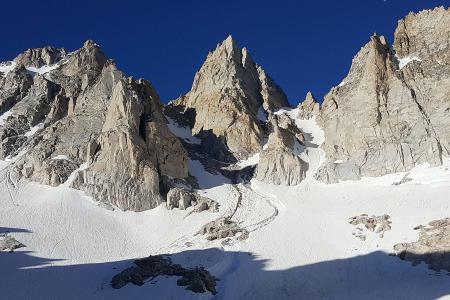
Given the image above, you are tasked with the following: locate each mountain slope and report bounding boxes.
[317,7,450,182]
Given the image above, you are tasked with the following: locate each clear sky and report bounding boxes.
[2,0,449,104]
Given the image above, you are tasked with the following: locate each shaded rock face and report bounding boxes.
[394,218,450,272]
[1,41,188,211]
[172,35,289,162]
[317,7,450,183]
[255,114,308,185]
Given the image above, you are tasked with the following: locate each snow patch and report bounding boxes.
[188,159,229,189]
[0,110,13,126]
[337,80,346,87]
[63,162,89,187]
[165,115,201,144]
[237,152,261,168]
[0,61,16,77]
[24,122,44,137]
[334,160,344,164]
[397,55,422,70]
[26,64,60,75]
[51,155,73,162]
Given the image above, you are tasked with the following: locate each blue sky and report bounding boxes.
[2,0,449,104]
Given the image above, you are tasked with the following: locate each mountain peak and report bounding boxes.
[297,91,320,119]
[83,39,100,49]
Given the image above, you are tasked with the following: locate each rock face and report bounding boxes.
[297,91,320,119]
[316,7,450,183]
[0,41,188,211]
[171,35,289,162]
[394,218,450,272]
[254,114,308,185]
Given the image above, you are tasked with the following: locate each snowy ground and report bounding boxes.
[1,113,450,299]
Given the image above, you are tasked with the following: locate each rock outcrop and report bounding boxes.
[197,217,249,241]
[0,41,189,211]
[349,214,392,239]
[297,91,320,119]
[394,218,450,272]
[316,7,450,183]
[0,233,25,252]
[166,187,219,212]
[111,255,218,294]
[254,114,308,185]
[171,35,289,162]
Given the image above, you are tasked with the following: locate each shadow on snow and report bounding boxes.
[1,227,450,300]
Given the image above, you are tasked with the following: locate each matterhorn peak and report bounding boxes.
[171,35,289,161]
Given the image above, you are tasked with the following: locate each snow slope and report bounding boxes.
[1,111,450,299]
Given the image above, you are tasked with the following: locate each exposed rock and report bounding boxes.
[166,187,219,212]
[14,46,66,67]
[111,255,218,294]
[317,7,450,182]
[254,114,308,185]
[0,234,25,252]
[394,218,450,272]
[171,35,289,162]
[1,41,188,211]
[197,217,249,241]
[349,214,392,238]
[192,195,219,213]
[297,91,320,119]
[167,187,195,210]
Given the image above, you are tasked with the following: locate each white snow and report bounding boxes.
[334,160,344,164]
[26,64,60,75]
[1,107,450,299]
[24,122,44,137]
[51,155,72,162]
[236,152,261,168]
[188,159,229,189]
[337,80,346,87]
[0,61,61,77]
[165,115,201,144]
[0,110,13,126]
[0,61,16,77]
[397,55,422,70]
